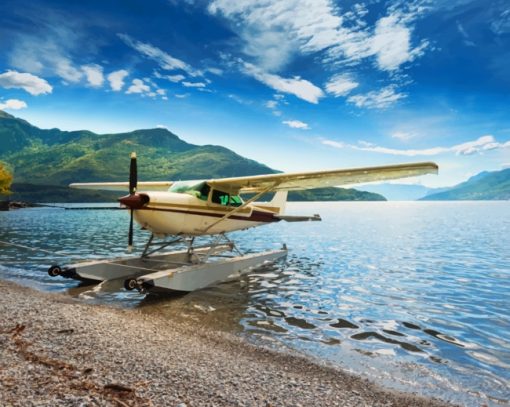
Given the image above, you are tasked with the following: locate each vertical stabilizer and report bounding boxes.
[270,191,288,214]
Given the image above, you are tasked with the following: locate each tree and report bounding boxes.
[0,162,13,195]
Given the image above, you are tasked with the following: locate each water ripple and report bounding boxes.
[1,202,509,406]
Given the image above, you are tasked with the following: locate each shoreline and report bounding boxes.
[0,279,453,406]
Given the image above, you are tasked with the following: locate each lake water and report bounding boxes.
[1,202,509,406]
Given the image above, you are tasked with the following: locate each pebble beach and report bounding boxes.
[0,280,453,406]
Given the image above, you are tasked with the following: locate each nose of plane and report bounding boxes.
[118,193,149,209]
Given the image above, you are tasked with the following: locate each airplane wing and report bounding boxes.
[69,181,173,191]
[208,162,438,194]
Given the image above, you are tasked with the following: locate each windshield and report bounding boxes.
[169,181,210,201]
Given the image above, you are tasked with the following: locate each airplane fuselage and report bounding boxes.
[131,191,281,236]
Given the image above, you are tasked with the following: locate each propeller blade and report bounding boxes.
[129,152,137,195]
[128,152,137,252]
[128,209,134,252]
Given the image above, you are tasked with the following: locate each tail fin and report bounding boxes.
[253,191,288,214]
[270,191,288,214]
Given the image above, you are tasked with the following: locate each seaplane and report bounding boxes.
[48,153,438,294]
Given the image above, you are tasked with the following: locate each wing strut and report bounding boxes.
[200,183,277,234]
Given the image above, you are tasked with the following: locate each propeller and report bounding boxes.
[128,152,137,252]
[118,152,150,252]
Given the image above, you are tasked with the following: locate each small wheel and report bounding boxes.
[48,265,62,277]
[124,279,138,291]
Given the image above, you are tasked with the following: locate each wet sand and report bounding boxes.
[0,280,453,406]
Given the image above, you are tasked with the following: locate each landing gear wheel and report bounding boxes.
[124,279,138,291]
[48,265,62,277]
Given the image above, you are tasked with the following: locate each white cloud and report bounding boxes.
[0,99,27,110]
[243,62,323,104]
[126,78,150,94]
[490,8,510,35]
[182,81,206,88]
[265,100,278,109]
[347,86,406,109]
[208,1,428,73]
[227,94,252,105]
[0,70,52,95]
[321,139,345,149]
[156,89,166,96]
[118,33,197,75]
[206,67,223,75]
[175,93,190,98]
[456,21,476,47]
[8,19,85,84]
[321,135,510,156]
[325,74,359,97]
[391,131,416,141]
[81,64,104,87]
[283,120,309,129]
[370,13,428,71]
[155,72,185,83]
[55,58,83,83]
[107,69,129,91]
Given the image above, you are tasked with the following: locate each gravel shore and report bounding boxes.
[0,280,452,407]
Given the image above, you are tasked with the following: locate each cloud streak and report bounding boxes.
[283,120,309,129]
[208,0,428,73]
[325,74,359,97]
[118,33,197,76]
[347,86,406,109]
[243,62,323,104]
[321,135,510,156]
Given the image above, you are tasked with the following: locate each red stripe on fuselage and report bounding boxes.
[139,206,280,223]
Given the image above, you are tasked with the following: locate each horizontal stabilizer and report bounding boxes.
[276,214,322,222]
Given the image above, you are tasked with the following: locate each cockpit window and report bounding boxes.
[169,181,210,201]
[211,189,243,207]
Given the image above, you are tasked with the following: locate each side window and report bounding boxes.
[229,195,243,207]
[211,189,229,206]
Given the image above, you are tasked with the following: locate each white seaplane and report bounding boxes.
[48,153,438,294]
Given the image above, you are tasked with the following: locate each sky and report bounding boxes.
[0,0,509,187]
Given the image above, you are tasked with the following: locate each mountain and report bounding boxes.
[288,188,384,201]
[358,183,433,200]
[421,169,510,200]
[358,183,453,200]
[0,111,385,202]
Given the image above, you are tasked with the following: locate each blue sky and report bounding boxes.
[0,0,509,187]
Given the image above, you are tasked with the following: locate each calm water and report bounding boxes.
[1,202,509,405]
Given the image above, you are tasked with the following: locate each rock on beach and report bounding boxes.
[0,280,453,406]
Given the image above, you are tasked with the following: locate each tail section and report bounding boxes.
[254,191,321,222]
[270,191,288,214]
[254,191,288,214]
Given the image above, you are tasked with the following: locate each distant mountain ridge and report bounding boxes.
[0,111,385,202]
[421,169,510,200]
[349,169,510,201]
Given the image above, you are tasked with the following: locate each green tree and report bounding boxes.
[0,162,13,195]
